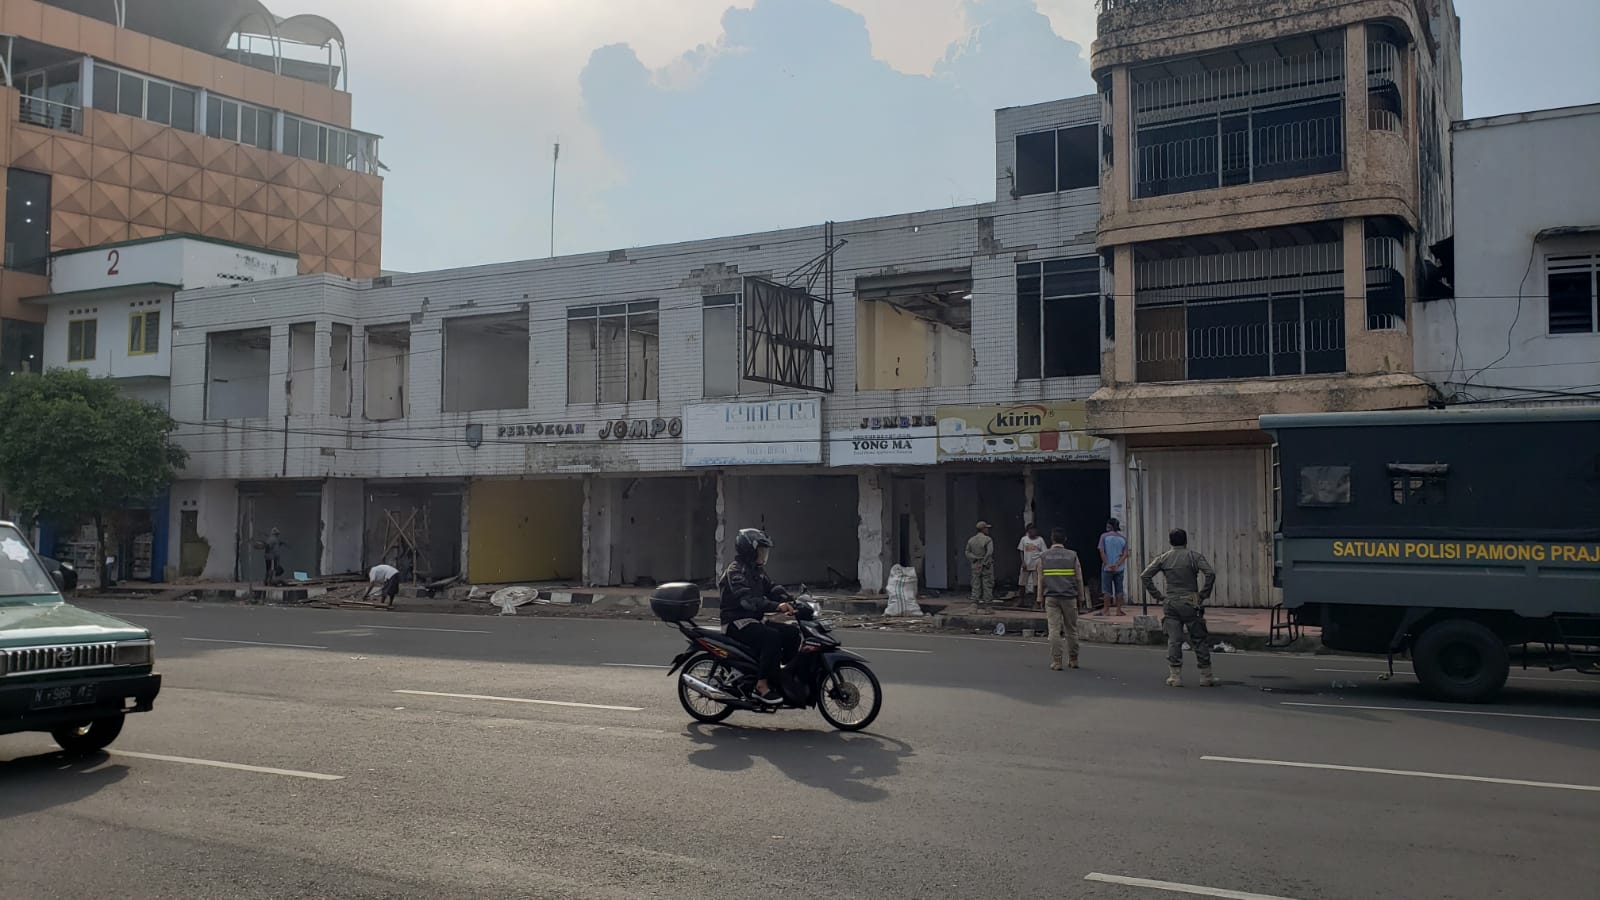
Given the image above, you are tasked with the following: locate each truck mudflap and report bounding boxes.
[0,671,161,736]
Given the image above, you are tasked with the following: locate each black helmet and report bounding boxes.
[734,528,773,563]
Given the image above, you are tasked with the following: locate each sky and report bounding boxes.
[301,0,1600,273]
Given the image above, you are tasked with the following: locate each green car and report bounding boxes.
[0,521,161,754]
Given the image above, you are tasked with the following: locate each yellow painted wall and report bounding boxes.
[856,302,931,390]
[468,479,583,583]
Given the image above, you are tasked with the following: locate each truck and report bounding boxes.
[1262,406,1600,703]
[0,520,161,753]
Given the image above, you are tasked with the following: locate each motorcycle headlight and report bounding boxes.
[115,640,154,666]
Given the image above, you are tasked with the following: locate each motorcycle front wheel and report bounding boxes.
[818,660,882,732]
[678,654,736,724]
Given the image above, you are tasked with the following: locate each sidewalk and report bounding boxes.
[91,581,1318,651]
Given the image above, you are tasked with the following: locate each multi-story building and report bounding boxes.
[1087,0,1462,606]
[0,0,384,383]
[1416,104,1600,407]
[165,97,1115,591]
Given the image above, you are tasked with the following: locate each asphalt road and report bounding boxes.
[3,598,1597,900]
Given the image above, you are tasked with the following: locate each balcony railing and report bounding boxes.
[1136,311,1346,382]
[19,95,82,134]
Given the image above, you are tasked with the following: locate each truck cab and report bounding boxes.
[0,520,161,753]
[1262,407,1600,702]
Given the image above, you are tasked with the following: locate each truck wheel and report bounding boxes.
[51,715,125,755]
[1412,620,1509,703]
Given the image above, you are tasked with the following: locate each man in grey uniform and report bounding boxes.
[1036,528,1086,670]
[965,521,995,607]
[1140,528,1217,687]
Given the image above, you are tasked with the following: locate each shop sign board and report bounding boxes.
[828,426,937,466]
[683,399,823,467]
[935,402,1108,462]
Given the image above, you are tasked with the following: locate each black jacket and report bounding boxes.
[718,559,789,625]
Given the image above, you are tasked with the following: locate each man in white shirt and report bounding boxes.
[368,562,401,606]
[1017,523,1046,603]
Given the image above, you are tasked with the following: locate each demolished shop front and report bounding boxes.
[583,414,720,588]
[684,398,857,588]
[828,415,939,592]
[935,402,1111,597]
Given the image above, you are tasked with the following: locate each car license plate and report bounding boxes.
[30,683,98,710]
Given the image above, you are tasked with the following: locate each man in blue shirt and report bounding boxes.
[1097,518,1129,616]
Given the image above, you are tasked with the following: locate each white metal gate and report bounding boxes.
[1129,447,1275,608]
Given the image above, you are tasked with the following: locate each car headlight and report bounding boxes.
[115,640,154,666]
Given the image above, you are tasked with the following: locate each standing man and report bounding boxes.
[965,521,995,607]
[1036,528,1085,670]
[1017,523,1046,607]
[1140,528,1217,687]
[1097,518,1130,616]
[261,528,287,587]
[368,561,402,606]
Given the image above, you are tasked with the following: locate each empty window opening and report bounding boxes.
[444,312,529,413]
[702,294,773,398]
[128,309,160,355]
[1017,258,1101,379]
[1547,254,1599,335]
[330,323,352,417]
[67,318,98,362]
[206,327,271,419]
[364,323,410,421]
[1134,225,1346,382]
[1133,33,1345,198]
[856,270,972,390]
[1366,221,1407,331]
[287,323,316,415]
[4,169,51,275]
[1367,27,1405,133]
[567,301,659,404]
[1389,463,1447,505]
[1014,124,1098,197]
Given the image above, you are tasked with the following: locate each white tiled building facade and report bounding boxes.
[165,96,1119,593]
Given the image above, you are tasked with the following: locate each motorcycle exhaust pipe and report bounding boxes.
[681,673,737,703]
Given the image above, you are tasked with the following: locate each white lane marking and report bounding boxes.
[358,624,491,634]
[1280,700,1600,724]
[1314,667,1599,686]
[604,663,670,669]
[183,637,327,650]
[394,689,643,712]
[1084,873,1298,899]
[852,647,932,654]
[1201,756,1600,793]
[112,751,343,781]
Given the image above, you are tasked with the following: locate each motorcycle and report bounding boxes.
[651,582,883,732]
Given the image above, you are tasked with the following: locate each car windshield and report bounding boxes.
[0,524,60,598]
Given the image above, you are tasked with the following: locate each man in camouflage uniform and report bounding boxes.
[1140,528,1218,688]
[965,521,995,607]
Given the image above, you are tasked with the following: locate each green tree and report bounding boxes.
[0,369,187,573]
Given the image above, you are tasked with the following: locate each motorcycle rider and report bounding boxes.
[719,528,799,705]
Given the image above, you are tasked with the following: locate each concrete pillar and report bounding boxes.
[1113,245,1137,384]
[856,470,887,593]
[1342,216,1367,372]
[1107,66,1132,216]
[266,323,291,419]
[1022,466,1036,528]
[925,470,948,590]
[582,476,617,587]
[1343,24,1369,183]
[714,474,730,573]
[581,476,593,586]
[1109,438,1128,527]
[459,481,471,580]
[311,324,332,417]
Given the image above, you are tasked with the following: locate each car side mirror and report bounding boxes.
[51,561,78,593]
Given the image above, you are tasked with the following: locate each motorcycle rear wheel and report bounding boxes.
[818,661,882,732]
[678,654,736,724]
